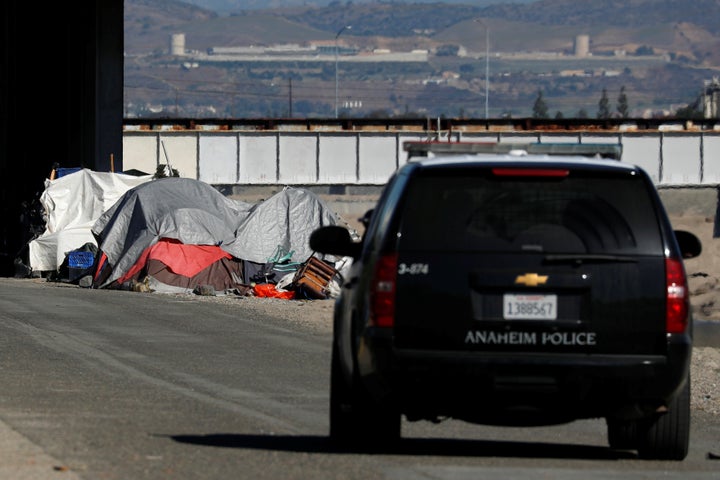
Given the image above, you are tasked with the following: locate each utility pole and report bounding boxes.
[473,19,490,119]
[335,25,351,119]
[289,78,293,118]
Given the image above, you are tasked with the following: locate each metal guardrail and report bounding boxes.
[122,117,720,133]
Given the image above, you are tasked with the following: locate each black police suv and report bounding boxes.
[309,141,702,460]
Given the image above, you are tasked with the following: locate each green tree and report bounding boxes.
[597,88,610,119]
[577,108,589,118]
[617,86,629,118]
[532,90,549,119]
[675,98,704,119]
[635,45,655,56]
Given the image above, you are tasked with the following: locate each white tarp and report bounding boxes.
[28,169,153,271]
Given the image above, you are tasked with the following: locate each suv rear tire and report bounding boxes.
[329,344,401,448]
[636,377,691,460]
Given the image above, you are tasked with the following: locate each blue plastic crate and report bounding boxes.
[68,251,95,269]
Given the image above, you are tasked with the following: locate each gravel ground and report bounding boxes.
[673,214,720,417]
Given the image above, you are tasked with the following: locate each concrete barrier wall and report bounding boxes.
[122,130,720,187]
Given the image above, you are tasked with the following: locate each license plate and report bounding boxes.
[503,294,557,320]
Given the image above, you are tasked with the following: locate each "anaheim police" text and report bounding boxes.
[465,330,597,346]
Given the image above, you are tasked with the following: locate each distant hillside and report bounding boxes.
[123,0,720,119]
[125,0,720,66]
[124,0,217,54]
[276,0,720,64]
[181,0,536,14]
[481,0,720,30]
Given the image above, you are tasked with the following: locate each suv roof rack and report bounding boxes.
[404,141,622,160]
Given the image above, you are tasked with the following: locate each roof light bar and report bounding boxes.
[404,141,622,160]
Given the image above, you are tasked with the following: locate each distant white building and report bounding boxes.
[574,34,590,57]
[170,34,185,56]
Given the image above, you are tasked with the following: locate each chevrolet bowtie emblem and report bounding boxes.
[515,273,548,287]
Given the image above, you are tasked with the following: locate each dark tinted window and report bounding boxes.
[397,169,663,255]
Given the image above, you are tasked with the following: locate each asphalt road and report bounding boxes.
[1,278,719,479]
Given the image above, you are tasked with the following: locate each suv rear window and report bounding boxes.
[397,168,663,255]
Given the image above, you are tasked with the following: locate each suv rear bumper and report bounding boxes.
[356,331,692,424]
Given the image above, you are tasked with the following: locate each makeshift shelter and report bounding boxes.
[28,168,153,272]
[103,238,247,294]
[91,178,341,292]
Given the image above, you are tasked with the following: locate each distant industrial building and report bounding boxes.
[170,33,186,56]
[574,34,590,57]
[207,44,319,56]
[703,77,720,118]
[171,34,427,63]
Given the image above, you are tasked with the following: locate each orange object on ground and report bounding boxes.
[253,283,295,299]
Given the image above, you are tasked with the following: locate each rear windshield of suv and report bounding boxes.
[397,168,663,255]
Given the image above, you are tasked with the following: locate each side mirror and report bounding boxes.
[310,225,362,258]
[359,209,374,229]
[675,230,702,259]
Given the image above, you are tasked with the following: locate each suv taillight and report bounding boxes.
[666,257,690,334]
[369,253,397,327]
